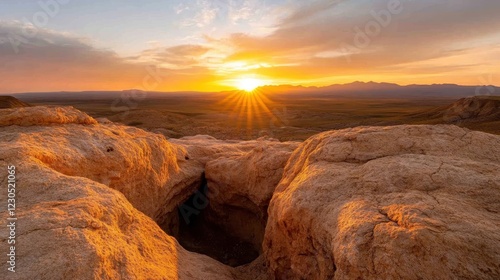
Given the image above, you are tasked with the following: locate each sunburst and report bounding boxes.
[218,87,286,138]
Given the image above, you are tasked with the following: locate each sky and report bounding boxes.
[0,0,499,93]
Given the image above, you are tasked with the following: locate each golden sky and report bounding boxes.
[1,0,500,93]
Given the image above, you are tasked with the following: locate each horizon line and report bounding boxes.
[2,81,500,95]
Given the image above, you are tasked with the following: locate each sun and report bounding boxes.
[236,77,265,92]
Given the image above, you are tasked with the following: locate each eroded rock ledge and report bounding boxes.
[1,106,499,280]
[0,106,234,279]
[264,125,500,279]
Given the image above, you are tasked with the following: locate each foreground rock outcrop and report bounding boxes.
[0,106,95,126]
[0,106,237,279]
[0,106,203,226]
[1,106,499,279]
[0,160,235,279]
[264,125,500,279]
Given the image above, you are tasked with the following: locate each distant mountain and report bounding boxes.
[7,82,500,101]
[258,81,500,99]
[0,96,31,109]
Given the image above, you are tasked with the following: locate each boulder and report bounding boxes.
[0,106,96,126]
[0,159,235,279]
[0,106,267,279]
[0,106,204,226]
[264,125,500,279]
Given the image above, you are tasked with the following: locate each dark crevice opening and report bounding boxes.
[161,174,261,267]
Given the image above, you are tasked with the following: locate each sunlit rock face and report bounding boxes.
[0,106,96,126]
[264,125,500,279]
[0,161,235,279]
[0,106,204,226]
[0,106,234,279]
[1,106,499,280]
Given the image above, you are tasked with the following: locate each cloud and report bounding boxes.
[174,3,190,15]
[279,0,345,27]
[216,0,500,84]
[0,20,219,92]
[136,44,212,68]
[226,0,263,23]
[2,0,500,93]
[179,0,219,27]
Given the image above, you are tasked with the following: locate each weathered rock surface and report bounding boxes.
[0,106,96,126]
[1,106,204,226]
[0,160,235,279]
[2,106,500,280]
[264,125,500,279]
[171,135,276,165]
[0,106,237,279]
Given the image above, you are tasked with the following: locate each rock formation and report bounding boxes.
[264,125,500,279]
[0,106,95,126]
[442,96,500,122]
[408,96,500,125]
[0,159,235,279]
[0,106,233,279]
[1,106,499,279]
[0,106,203,226]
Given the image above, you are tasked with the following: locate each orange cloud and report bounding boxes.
[1,0,500,93]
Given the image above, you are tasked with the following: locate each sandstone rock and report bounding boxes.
[171,135,259,165]
[264,125,500,279]
[0,159,235,279]
[3,106,500,280]
[0,106,238,279]
[1,107,204,226]
[0,106,97,126]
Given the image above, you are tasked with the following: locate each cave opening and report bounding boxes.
[164,176,261,267]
